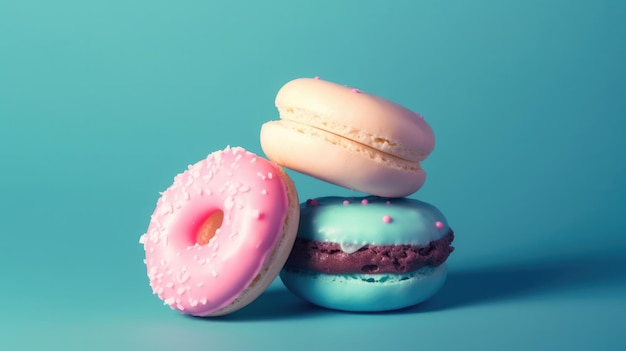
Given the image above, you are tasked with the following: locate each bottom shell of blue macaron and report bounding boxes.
[279,264,447,312]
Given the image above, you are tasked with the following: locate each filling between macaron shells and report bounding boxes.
[283,230,454,275]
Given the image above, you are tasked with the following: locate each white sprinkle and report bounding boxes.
[160,203,173,215]
[256,171,266,180]
[139,234,146,244]
[166,282,174,288]
[238,185,251,192]
[250,157,257,163]
[176,271,191,284]
[267,172,273,179]
[227,183,238,195]
[189,299,199,307]
[200,298,207,305]
[261,189,268,195]
[224,196,234,210]
[176,287,186,295]
[164,297,175,305]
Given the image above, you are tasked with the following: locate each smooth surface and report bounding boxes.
[263,77,435,197]
[1,1,625,350]
[280,264,448,312]
[261,119,427,197]
[274,78,435,162]
[293,196,451,246]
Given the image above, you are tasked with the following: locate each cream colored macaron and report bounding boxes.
[260,77,435,197]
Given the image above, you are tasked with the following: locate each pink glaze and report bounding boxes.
[140,146,289,316]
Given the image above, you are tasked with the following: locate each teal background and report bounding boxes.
[1,0,625,350]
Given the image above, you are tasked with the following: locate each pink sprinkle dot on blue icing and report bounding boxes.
[306,199,319,207]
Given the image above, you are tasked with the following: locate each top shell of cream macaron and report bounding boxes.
[275,78,435,162]
[260,77,436,197]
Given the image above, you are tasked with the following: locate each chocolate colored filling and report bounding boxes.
[284,230,454,274]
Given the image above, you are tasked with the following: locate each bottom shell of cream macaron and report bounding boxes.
[280,264,447,312]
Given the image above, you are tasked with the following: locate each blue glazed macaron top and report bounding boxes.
[298,196,450,250]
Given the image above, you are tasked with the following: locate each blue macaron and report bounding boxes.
[279,196,454,312]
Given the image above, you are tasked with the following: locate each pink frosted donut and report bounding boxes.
[140,146,300,316]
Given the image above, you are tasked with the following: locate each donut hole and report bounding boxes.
[196,210,224,245]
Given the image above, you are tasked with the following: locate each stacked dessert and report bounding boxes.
[260,77,454,311]
[140,77,454,316]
